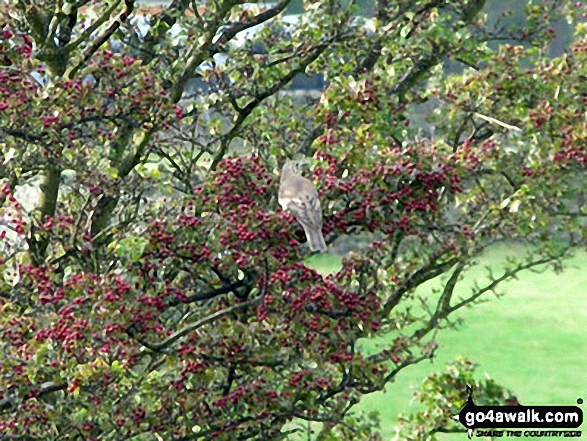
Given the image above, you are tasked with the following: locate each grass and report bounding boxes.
[308,244,587,440]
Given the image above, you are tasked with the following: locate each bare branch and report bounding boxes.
[473,112,522,132]
[447,253,568,314]
[410,248,571,343]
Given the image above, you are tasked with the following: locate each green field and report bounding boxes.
[309,244,587,440]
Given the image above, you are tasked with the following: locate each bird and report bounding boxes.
[278,159,327,252]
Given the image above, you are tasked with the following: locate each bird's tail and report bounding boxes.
[304,227,327,252]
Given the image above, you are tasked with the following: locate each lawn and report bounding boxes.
[309,244,587,440]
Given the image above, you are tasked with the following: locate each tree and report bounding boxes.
[0,0,585,439]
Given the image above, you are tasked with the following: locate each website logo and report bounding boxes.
[452,386,583,438]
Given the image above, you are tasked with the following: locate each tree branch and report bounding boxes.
[27,164,61,265]
[131,299,260,352]
[0,381,67,412]
[210,33,339,169]
[210,0,292,53]
[410,248,571,342]
[383,254,459,315]
[167,276,254,307]
[65,0,123,52]
[66,0,136,79]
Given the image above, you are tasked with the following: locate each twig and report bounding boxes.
[473,112,522,132]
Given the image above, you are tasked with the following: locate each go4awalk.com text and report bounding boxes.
[452,387,583,438]
[474,430,581,437]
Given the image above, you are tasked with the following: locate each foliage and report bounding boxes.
[0,0,586,440]
[393,358,513,440]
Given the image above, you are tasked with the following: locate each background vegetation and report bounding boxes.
[1,0,586,440]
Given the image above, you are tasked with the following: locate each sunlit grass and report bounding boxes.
[310,244,587,440]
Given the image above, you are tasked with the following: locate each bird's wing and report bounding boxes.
[279,174,323,226]
[285,191,323,229]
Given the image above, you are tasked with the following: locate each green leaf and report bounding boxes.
[116,236,149,262]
